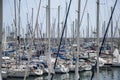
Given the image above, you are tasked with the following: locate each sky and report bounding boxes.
[3,0,120,38]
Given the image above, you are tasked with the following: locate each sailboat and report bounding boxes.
[54,61,69,73]
[112,48,120,67]
[29,63,43,76]
[7,64,29,77]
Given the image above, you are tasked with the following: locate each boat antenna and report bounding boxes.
[50,0,72,80]
[90,0,118,80]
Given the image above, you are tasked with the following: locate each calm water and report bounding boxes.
[6,67,120,80]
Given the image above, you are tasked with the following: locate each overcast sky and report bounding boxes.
[3,0,120,38]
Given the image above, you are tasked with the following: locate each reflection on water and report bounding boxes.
[6,68,120,80]
[34,77,43,80]
[54,73,69,80]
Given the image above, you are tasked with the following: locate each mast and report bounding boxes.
[118,28,120,49]
[31,8,34,44]
[0,0,2,79]
[14,0,18,68]
[18,0,21,42]
[39,23,42,49]
[83,29,84,38]
[48,0,51,59]
[26,13,29,44]
[87,13,89,39]
[46,6,48,39]
[48,0,52,79]
[58,6,60,45]
[75,0,81,80]
[75,19,77,39]
[14,0,17,39]
[111,7,113,53]
[37,22,39,46]
[61,22,64,37]
[53,19,56,46]
[96,0,100,80]
[72,21,74,43]
[65,2,67,45]
[102,21,106,37]
[32,8,33,34]
[17,0,21,66]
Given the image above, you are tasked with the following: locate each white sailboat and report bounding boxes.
[80,62,92,71]
[1,70,7,79]
[30,65,43,76]
[69,62,75,72]
[55,63,69,73]
[29,58,44,76]
[112,48,120,67]
[8,64,30,77]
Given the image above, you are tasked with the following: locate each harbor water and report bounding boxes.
[6,67,120,80]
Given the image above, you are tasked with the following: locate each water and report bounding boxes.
[6,67,120,80]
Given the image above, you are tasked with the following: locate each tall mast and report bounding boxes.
[104,21,107,38]
[61,22,64,37]
[36,21,39,54]
[17,0,21,65]
[46,6,48,38]
[65,2,67,45]
[18,0,21,40]
[71,21,74,44]
[0,0,3,79]
[48,0,52,79]
[72,21,74,42]
[26,13,29,43]
[14,0,18,68]
[38,25,42,51]
[32,8,34,36]
[48,0,51,56]
[58,6,60,45]
[14,0,17,39]
[111,7,113,53]
[75,0,81,80]
[83,29,84,38]
[75,19,77,38]
[51,19,55,46]
[87,13,89,38]
[102,21,106,37]
[96,0,100,80]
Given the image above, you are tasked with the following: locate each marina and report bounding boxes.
[2,0,120,80]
